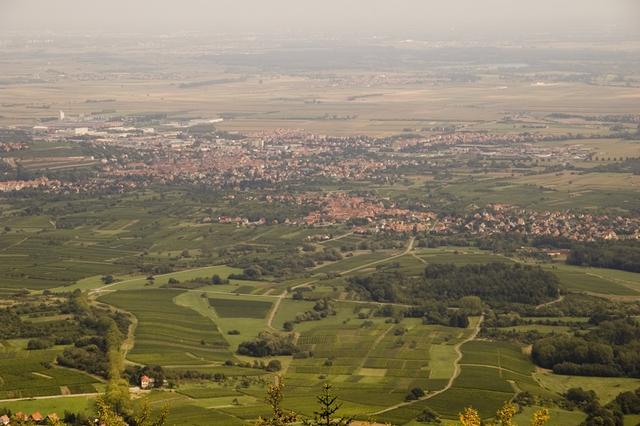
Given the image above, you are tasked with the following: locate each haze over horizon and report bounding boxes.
[2,0,639,40]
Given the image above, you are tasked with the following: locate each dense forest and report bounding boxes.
[532,318,640,378]
[566,241,640,273]
[348,262,560,307]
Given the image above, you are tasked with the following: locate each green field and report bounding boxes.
[0,347,101,399]
[99,289,232,365]
[208,298,273,319]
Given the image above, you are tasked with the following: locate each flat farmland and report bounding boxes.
[513,171,640,191]
[3,69,639,136]
[433,177,640,213]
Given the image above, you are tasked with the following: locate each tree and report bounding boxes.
[459,407,481,426]
[303,383,353,426]
[416,407,441,423]
[133,399,170,426]
[495,402,517,426]
[459,296,483,315]
[267,360,282,372]
[96,395,128,426]
[102,275,115,285]
[530,408,550,426]
[255,377,297,426]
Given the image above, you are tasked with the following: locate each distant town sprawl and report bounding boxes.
[0,114,639,242]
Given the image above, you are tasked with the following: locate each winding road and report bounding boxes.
[370,315,484,416]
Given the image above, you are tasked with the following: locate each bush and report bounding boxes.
[416,407,441,423]
[27,338,54,350]
[266,360,282,372]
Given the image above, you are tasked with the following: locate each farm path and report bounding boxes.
[266,280,317,330]
[90,265,221,294]
[458,363,530,377]
[0,392,100,403]
[332,299,413,308]
[338,237,415,276]
[356,324,395,373]
[370,315,484,416]
[411,253,428,264]
[318,231,354,244]
[267,237,416,328]
[535,294,565,310]
[1,236,29,252]
[585,271,640,292]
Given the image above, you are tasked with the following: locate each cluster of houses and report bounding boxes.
[0,411,58,425]
[0,177,61,193]
[211,198,638,242]
[432,206,640,241]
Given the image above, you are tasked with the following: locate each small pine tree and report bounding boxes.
[303,383,354,426]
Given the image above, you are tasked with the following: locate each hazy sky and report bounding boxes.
[2,0,639,39]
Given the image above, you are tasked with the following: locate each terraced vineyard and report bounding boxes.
[99,289,232,365]
[0,348,101,399]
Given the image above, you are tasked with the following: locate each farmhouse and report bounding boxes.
[140,375,155,389]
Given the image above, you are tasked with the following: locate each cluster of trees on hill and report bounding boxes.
[237,331,299,357]
[423,263,559,305]
[285,298,336,331]
[56,291,131,378]
[527,293,640,319]
[404,302,470,328]
[348,262,560,307]
[0,291,130,379]
[532,318,640,378]
[566,241,640,273]
[562,385,640,426]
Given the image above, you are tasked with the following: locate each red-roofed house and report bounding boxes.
[140,375,154,389]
